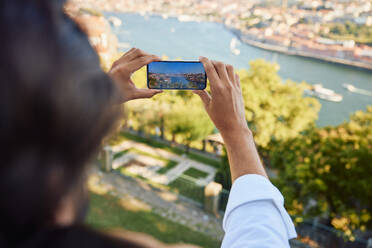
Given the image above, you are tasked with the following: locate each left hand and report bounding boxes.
[109,48,163,103]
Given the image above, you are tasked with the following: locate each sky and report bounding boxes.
[148,61,205,74]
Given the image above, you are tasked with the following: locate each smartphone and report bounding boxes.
[147,61,207,90]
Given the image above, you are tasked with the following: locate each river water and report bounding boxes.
[107,12,372,126]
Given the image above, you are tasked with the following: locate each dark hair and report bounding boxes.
[0,0,121,245]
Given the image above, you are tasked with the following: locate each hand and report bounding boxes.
[193,57,249,137]
[109,48,163,103]
[194,57,267,180]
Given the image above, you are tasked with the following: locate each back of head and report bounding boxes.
[0,0,120,245]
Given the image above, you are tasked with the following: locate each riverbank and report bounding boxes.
[228,27,372,72]
[114,10,372,71]
[67,0,372,71]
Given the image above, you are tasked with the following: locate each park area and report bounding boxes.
[110,131,220,204]
[86,192,220,247]
[85,130,227,247]
[86,124,372,248]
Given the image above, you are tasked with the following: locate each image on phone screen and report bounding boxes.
[147,61,207,90]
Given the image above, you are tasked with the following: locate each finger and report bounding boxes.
[115,48,153,66]
[126,47,137,55]
[235,73,241,88]
[226,64,235,82]
[120,48,136,58]
[192,90,211,108]
[132,89,163,100]
[125,55,162,73]
[212,60,229,83]
[125,48,152,62]
[112,48,137,67]
[199,56,221,93]
[121,47,139,60]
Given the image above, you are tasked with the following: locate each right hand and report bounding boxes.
[193,57,250,137]
[195,57,267,180]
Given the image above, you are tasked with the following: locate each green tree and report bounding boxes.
[126,99,164,133]
[166,97,214,152]
[239,59,320,149]
[270,107,372,239]
[126,67,172,136]
[325,22,372,44]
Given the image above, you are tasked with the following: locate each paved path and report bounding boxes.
[88,165,224,241]
[112,141,182,162]
[111,140,217,186]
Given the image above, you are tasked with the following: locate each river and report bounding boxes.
[106,12,372,127]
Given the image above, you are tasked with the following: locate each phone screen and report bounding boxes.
[147,61,207,90]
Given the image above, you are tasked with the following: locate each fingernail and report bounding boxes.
[199,56,205,61]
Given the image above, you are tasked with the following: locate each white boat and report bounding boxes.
[162,14,169,19]
[343,83,372,96]
[230,37,241,55]
[170,27,175,33]
[343,83,356,92]
[304,84,343,102]
[108,16,122,27]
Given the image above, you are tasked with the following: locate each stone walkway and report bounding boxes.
[111,140,217,186]
[88,165,224,241]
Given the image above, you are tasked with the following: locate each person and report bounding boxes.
[0,0,296,247]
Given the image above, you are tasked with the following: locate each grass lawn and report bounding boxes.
[157,160,178,174]
[113,149,129,160]
[168,177,205,203]
[86,192,220,248]
[183,168,209,179]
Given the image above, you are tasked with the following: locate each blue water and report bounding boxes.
[171,76,189,85]
[107,12,372,126]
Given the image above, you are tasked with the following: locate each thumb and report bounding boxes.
[133,89,163,100]
[192,90,211,108]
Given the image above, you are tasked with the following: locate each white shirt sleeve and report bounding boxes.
[221,174,297,248]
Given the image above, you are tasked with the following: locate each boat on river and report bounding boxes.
[108,16,122,27]
[343,83,372,96]
[304,84,343,102]
[343,83,356,92]
[230,38,240,55]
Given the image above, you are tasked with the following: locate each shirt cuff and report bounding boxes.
[222,174,297,239]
